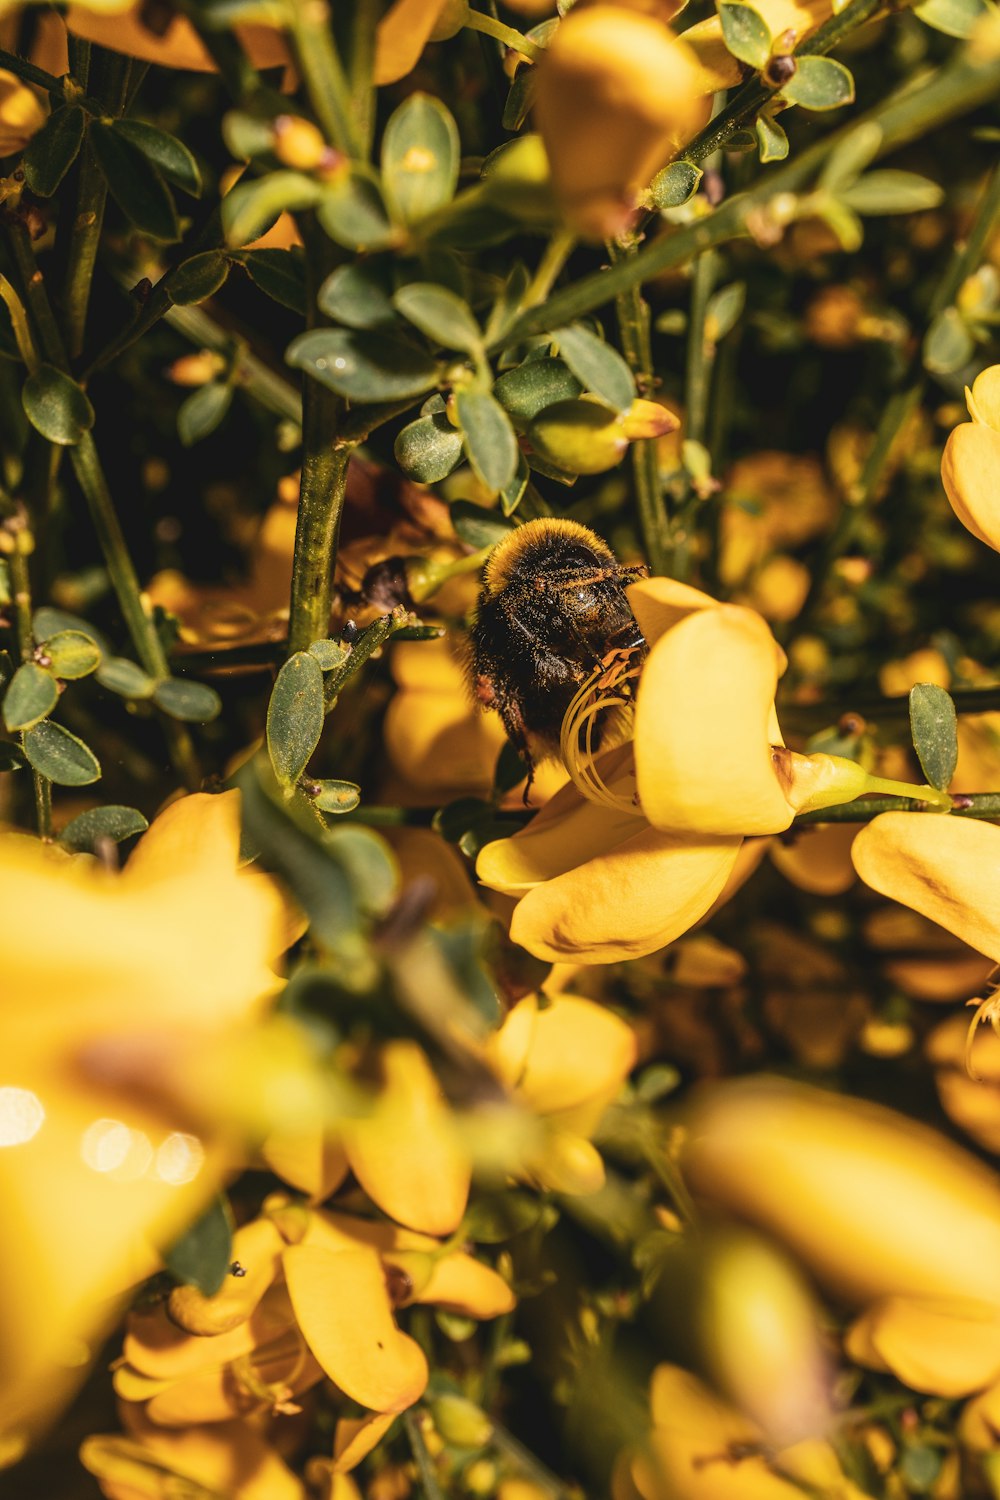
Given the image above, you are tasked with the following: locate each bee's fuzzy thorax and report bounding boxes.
[482,517,614,598]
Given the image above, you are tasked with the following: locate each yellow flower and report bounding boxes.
[384,636,508,802]
[65,2,290,72]
[927,1013,1000,1154]
[941,364,1000,552]
[476,577,891,963]
[686,1077,1000,1396]
[0,791,305,1461]
[616,1364,863,1500]
[532,5,712,238]
[374,0,469,85]
[81,1409,307,1500]
[0,69,47,155]
[484,992,637,1193]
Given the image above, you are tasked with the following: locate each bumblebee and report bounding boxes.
[469,518,646,788]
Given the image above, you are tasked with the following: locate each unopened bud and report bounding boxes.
[529,398,628,475]
[776,749,870,814]
[622,398,678,440]
[166,351,226,387]
[430,1393,493,1449]
[272,114,328,170]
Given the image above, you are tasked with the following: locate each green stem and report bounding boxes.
[66,35,92,91]
[522,230,576,311]
[287,436,354,654]
[7,220,67,366]
[403,1411,448,1500]
[684,250,718,450]
[4,531,51,837]
[464,8,543,62]
[286,0,363,157]
[0,47,65,99]
[344,0,379,155]
[781,684,1000,730]
[610,241,670,572]
[500,49,1000,343]
[489,1422,574,1498]
[795,792,1000,825]
[62,49,134,363]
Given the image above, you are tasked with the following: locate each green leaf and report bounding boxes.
[719,0,773,68]
[222,171,323,247]
[781,56,855,111]
[839,170,944,216]
[165,1195,234,1296]
[317,260,397,329]
[502,64,538,133]
[923,307,975,376]
[915,0,988,36]
[178,383,234,446]
[317,166,397,251]
[554,324,635,412]
[90,121,180,241]
[456,388,519,495]
[705,282,746,343]
[33,608,107,654]
[22,365,95,446]
[96,656,156,698]
[3,662,57,732]
[394,411,465,483]
[311,778,361,814]
[492,358,583,431]
[324,824,398,916]
[381,91,461,224]
[267,651,325,788]
[909,683,958,791]
[393,282,482,354]
[756,114,789,163]
[60,805,149,852]
[818,121,883,191]
[42,630,102,679]
[649,159,703,209]
[484,261,531,345]
[153,677,223,722]
[500,451,530,518]
[450,501,515,550]
[167,251,231,306]
[22,105,85,197]
[113,119,203,196]
[23,720,101,786]
[307,638,352,671]
[287,328,439,402]
[237,248,306,315]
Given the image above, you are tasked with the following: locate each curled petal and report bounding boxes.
[408,1253,516,1318]
[634,606,791,836]
[168,1216,285,1335]
[967,364,1000,429]
[284,1245,428,1413]
[342,1041,471,1235]
[507,825,743,963]
[844,1295,1000,1396]
[852,813,1000,964]
[333,1412,397,1473]
[941,421,1000,552]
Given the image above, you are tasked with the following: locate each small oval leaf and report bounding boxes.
[3,662,58,731]
[492,358,583,431]
[267,651,325,788]
[60,805,149,852]
[22,365,95,446]
[153,677,223,722]
[649,159,703,210]
[23,720,101,786]
[90,121,180,241]
[719,0,773,69]
[41,630,102,679]
[113,119,203,196]
[554,324,635,412]
[96,656,156,698]
[22,105,86,198]
[455,388,519,495]
[165,1195,233,1296]
[287,328,439,402]
[450,501,515,550]
[381,92,461,224]
[394,412,465,483]
[222,171,323,248]
[781,56,856,111]
[312,778,361,814]
[393,283,482,354]
[909,683,958,792]
[177,383,234,446]
[237,248,306,315]
[317,166,397,251]
[167,251,231,306]
[317,260,397,329]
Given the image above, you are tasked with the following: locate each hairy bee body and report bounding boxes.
[469,518,646,777]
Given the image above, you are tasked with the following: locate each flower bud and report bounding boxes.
[776,749,871,814]
[533,7,710,238]
[621,399,679,441]
[166,351,226,387]
[272,114,328,171]
[528,398,628,474]
[430,1393,493,1449]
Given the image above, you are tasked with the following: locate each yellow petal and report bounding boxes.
[409,1252,516,1318]
[528,1129,606,1194]
[769,823,858,895]
[343,1041,471,1235]
[0,70,47,154]
[959,1375,1000,1450]
[260,1129,351,1202]
[844,1295,1000,1396]
[852,813,1000,963]
[374,0,455,84]
[685,1077,1000,1309]
[487,994,637,1114]
[967,363,1000,429]
[123,1283,296,1381]
[333,1412,397,1472]
[81,1412,306,1500]
[941,420,1000,552]
[508,824,743,963]
[167,1216,285,1335]
[284,1245,429,1413]
[626,576,720,646]
[533,7,711,238]
[634,605,792,835]
[67,5,289,70]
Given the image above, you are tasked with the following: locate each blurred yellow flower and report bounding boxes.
[0,68,47,155]
[941,364,1000,552]
[532,5,711,238]
[0,791,299,1460]
[374,0,468,85]
[484,991,637,1193]
[615,1363,863,1500]
[384,636,508,802]
[477,577,895,962]
[66,2,290,71]
[82,1409,307,1500]
[686,1077,1000,1395]
[927,1013,1000,1154]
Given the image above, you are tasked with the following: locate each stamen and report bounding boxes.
[559,650,646,816]
[964,968,1000,1080]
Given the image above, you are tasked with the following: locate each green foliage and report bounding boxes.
[719,1,773,69]
[554,324,635,412]
[165,1196,234,1297]
[909,683,959,791]
[22,367,94,446]
[267,651,326,789]
[22,720,101,785]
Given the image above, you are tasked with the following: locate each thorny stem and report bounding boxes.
[286,0,363,157]
[501,49,1000,343]
[464,8,544,62]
